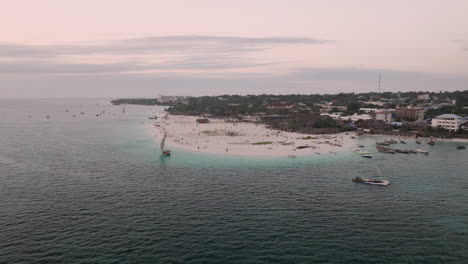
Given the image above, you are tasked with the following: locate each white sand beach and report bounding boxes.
[150,115,358,157]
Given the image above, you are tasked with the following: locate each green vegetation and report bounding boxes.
[252,141,273,145]
[111,98,158,105]
[425,105,468,119]
[113,90,467,136]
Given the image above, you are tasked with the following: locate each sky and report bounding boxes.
[1,0,467,98]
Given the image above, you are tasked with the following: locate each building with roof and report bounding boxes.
[431,114,464,131]
[460,121,468,131]
[373,111,394,123]
[417,94,430,101]
[395,106,426,121]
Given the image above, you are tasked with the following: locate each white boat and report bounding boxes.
[355,150,370,155]
[362,154,373,158]
[417,149,429,154]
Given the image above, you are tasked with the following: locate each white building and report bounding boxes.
[417,94,430,101]
[363,101,386,106]
[349,114,372,122]
[431,114,464,131]
[373,111,394,123]
[320,113,372,122]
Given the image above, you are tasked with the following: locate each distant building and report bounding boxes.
[196,118,210,124]
[460,121,468,131]
[395,106,426,121]
[265,102,297,109]
[363,100,386,107]
[373,111,394,123]
[158,95,191,103]
[417,94,430,101]
[359,108,380,113]
[316,104,347,113]
[431,114,464,131]
[320,112,372,122]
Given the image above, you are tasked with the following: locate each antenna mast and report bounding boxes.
[378,72,381,94]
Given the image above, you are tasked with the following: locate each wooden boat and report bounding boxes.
[160,133,171,157]
[427,137,435,145]
[355,150,370,155]
[352,166,390,186]
[377,142,390,146]
[376,145,395,154]
[457,145,466,150]
[352,177,389,186]
[417,149,429,154]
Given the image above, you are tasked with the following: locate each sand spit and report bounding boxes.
[150,115,358,157]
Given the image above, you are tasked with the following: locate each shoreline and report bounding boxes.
[361,134,468,143]
[150,115,358,157]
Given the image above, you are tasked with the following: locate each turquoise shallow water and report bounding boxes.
[0,99,467,263]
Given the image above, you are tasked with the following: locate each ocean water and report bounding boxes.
[0,99,467,264]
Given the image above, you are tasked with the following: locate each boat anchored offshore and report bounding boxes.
[457,145,466,150]
[352,177,390,186]
[352,165,390,186]
[417,149,429,154]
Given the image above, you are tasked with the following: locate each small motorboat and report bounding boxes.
[162,150,171,156]
[427,141,435,145]
[417,149,429,154]
[358,145,365,148]
[416,140,421,144]
[457,145,466,150]
[352,177,390,186]
[355,150,370,155]
[362,154,373,158]
[288,155,297,158]
[377,142,390,146]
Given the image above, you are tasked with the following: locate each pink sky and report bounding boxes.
[1,0,467,97]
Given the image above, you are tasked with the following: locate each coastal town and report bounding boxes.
[112,91,468,157]
[113,90,468,139]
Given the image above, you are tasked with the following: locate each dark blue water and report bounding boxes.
[1,99,467,263]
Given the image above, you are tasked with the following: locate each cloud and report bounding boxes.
[0,35,332,58]
[0,54,276,75]
[453,39,468,51]
[0,35,328,76]
[2,67,467,98]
